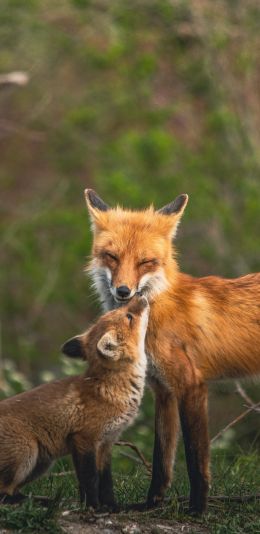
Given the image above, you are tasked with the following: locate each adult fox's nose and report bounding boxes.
[116,285,131,299]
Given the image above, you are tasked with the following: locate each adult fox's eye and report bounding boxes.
[105,252,118,262]
[126,313,133,324]
[139,258,158,267]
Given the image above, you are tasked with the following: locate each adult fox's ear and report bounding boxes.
[158,194,188,216]
[157,194,188,237]
[61,336,85,359]
[84,189,110,229]
[97,331,119,360]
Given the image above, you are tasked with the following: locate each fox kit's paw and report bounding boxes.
[0,492,27,505]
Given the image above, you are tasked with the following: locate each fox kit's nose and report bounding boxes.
[116,285,131,299]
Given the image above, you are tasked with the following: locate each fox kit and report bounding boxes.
[84,188,260,514]
[0,296,149,508]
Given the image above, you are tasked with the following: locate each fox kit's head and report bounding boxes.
[85,189,188,309]
[62,296,149,369]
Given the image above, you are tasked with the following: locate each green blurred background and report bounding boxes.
[1,0,259,464]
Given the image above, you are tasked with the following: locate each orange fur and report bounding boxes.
[85,189,260,514]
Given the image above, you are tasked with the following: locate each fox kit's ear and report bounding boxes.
[61,336,85,359]
[157,193,188,237]
[97,331,119,359]
[84,189,110,229]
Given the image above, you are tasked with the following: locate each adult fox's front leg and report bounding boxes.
[147,379,180,507]
[179,383,210,514]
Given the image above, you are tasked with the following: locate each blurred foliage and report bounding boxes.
[0,359,31,399]
[1,0,260,452]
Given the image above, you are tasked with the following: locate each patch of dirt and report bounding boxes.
[59,511,209,534]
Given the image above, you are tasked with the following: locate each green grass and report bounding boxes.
[0,494,62,533]
[0,451,259,533]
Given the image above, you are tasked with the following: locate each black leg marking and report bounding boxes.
[99,461,117,510]
[0,465,16,488]
[179,386,209,515]
[72,449,99,508]
[147,427,167,507]
[146,388,178,508]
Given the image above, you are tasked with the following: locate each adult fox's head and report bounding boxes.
[85,189,188,309]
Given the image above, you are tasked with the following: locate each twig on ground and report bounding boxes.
[176,494,260,503]
[208,494,260,503]
[115,440,152,473]
[0,119,44,141]
[235,381,260,413]
[211,401,260,444]
[50,471,74,477]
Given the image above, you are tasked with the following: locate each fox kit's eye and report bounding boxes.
[126,313,133,324]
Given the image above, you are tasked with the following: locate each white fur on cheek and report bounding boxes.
[105,267,112,283]
[138,268,169,298]
[89,261,113,310]
[90,265,110,293]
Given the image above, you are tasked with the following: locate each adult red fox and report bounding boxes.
[0,296,149,509]
[84,188,260,514]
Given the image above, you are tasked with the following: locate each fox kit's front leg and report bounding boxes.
[147,379,179,507]
[72,437,99,508]
[97,442,116,510]
[179,383,210,514]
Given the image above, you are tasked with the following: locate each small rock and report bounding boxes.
[122,525,142,534]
